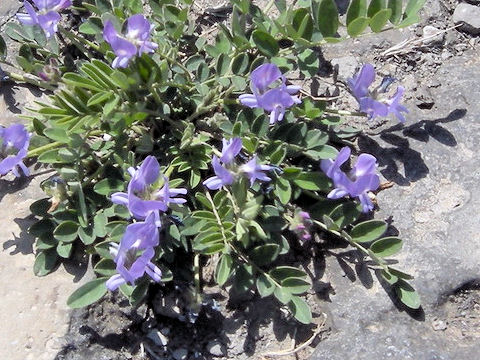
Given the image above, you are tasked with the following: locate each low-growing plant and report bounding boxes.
[0,0,425,324]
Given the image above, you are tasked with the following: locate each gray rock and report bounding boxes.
[422,25,444,46]
[206,340,227,357]
[331,56,360,82]
[453,3,480,35]
[172,348,188,360]
[311,53,480,360]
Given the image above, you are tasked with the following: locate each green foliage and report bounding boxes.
[2,0,426,322]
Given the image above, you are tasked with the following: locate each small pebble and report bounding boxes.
[207,340,227,357]
[172,348,188,360]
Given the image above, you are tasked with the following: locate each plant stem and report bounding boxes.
[59,26,101,52]
[324,108,367,117]
[27,141,62,158]
[6,71,56,91]
[204,190,282,288]
[313,220,385,268]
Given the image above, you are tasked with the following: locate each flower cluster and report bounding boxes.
[17,0,71,38]
[106,212,162,291]
[203,138,272,190]
[111,155,187,225]
[321,147,380,213]
[349,64,408,122]
[103,15,158,68]
[239,63,301,124]
[289,211,313,241]
[0,124,31,177]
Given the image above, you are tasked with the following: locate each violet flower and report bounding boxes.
[220,137,242,164]
[17,0,71,38]
[203,155,235,190]
[240,156,272,186]
[290,211,312,241]
[321,147,380,213]
[203,137,272,190]
[0,124,31,177]
[239,63,301,124]
[106,213,162,291]
[348,64,408,122]
[111,155,187,222]
[103,15,158,68]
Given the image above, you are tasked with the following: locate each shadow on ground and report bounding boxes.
[358,108,466,186]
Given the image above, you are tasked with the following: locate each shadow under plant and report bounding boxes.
[358,108,465,186]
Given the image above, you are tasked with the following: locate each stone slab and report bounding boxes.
[311,50,480,360]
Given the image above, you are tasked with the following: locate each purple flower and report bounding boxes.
[240,156,272,186]
[203,137,273,190]
[220,137,242,164]
[111,156,186,222]
[239,63,301,124]
[106,213,162,291]
[17,0,71,38]
[348,64,408,122]
[203,155,234,190]
[321,147,380,213]
[0,124,30,177]
[289,210,312,241]
[103,15,158,68]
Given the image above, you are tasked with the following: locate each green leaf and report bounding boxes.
[395,280,421,309]
[404,0,426,19]
[275,177,291,205]
[53,221,79,243]
[274,286,292,304]
[270,266,307,281]
[297,48,319,77]
[43,128,69,143]
[249,244,280,266]
[78,226,97,245]
[29,219,55,237]
[370,9,392,33]
[130,280,149,306]
[67,278,108,308]
[94,258,117,276]
[256,274,276,297]
[0,35,6,60]
[216,53,230,76]
[215,254,233,286]
[288,296,312,324]
[94,178,125,195]
[346,0,367,25]
[231,53,249,75]
[347,16,370,37]
[329,202,361,229]
[381,269,398,285]
[192,210,216,221]
[56,241,73,258]
[370,237,403,257]
[367,0,386,17]
[281,277,310,294]
[252,30,279,57]
[350,220,388,243]
[317,0,339,37]
[388,0,403,24]
[292,8,313,40]
[293,172,329,191]
[33,250,58,276]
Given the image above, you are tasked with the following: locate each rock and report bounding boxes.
[146,330,168,347]
[330,56,360,82]
[422,25,444,46]
[172,348,188,360]
[207,340,227,357]
[311,53,480,360]
[453,3,480,35]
